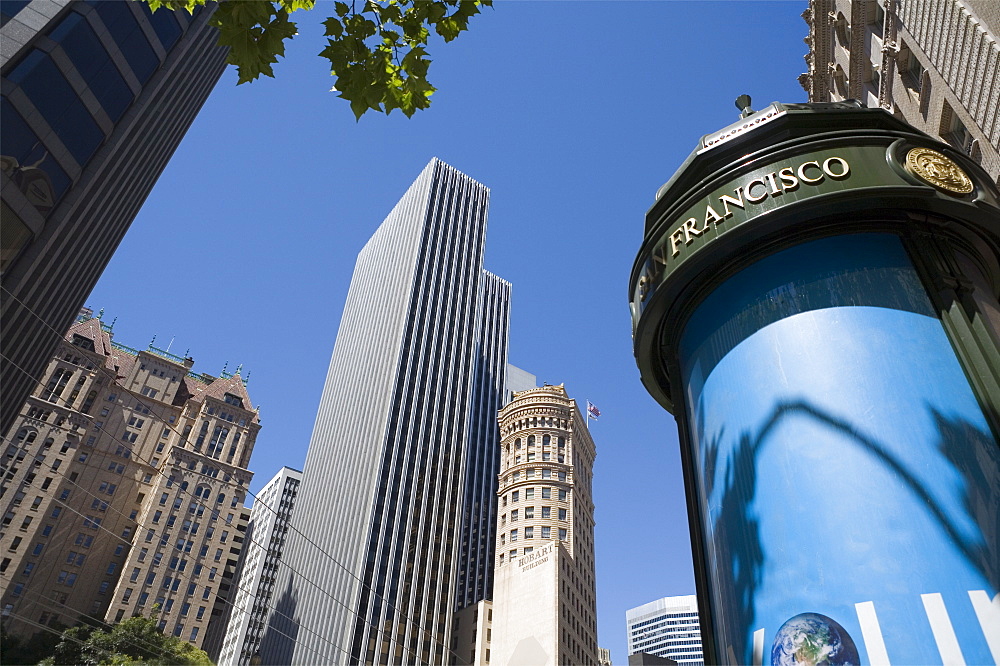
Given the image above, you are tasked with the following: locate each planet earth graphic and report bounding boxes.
[770,612,860,666]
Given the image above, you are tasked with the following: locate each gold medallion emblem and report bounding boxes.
[904,147,973,195]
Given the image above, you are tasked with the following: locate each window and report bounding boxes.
[541,526,551,539]
[41,524,53,537]
[559,528,567,540]
[558,509,567,521]
[510,529,518,542]
[511,510,518,521]
[558,471,567,482]
[525,527,534,539]
[22,562,34,576]
[558,489,568,501]
[106,562,117,575]
[196,606,206,620]
[525,506,535,519]
[541,469,551,479]
[512,491,519,502]
[525,488,534,499]
[541,506,551,518]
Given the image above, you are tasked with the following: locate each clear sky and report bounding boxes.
[86,2,809,663]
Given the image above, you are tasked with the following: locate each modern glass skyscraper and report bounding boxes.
[259,159,511,665]
[626,595,704,666]
[1,0,228,436]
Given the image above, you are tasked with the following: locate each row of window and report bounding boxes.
[498,540,567,565]
[504,468,567,484]
[503,486,568,504]
[501,506,567,523]
[2,2,187,216]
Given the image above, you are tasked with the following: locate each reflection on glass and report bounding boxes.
[679,234,998,665]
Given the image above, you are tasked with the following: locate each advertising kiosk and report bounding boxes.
[629,100,1000,666]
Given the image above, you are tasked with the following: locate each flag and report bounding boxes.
[587,401,600,420]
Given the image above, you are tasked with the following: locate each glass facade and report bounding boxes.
[1,1,185,219]
[679,233,999,665]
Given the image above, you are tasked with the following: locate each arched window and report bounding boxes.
[180,481,189,491]
[527,435,535,446]
[542,434,551,446]
[514,438,521,450]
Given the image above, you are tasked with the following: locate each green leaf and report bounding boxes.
[138,0,491,118]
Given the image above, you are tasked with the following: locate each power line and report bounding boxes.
[1,285,466,663]
[0,346,438,664]
[0,425,353,664]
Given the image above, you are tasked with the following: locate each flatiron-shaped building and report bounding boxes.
[260,159,511,665]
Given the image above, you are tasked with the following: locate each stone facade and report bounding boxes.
[800,0,999,182]
[490,384,599,666]
[0,311,257,651]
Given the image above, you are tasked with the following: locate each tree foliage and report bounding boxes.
[141,0,492,119]
[36,615,211,666]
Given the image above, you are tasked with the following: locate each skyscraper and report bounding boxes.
[0,310,259,651]
[1,0,228,436]
[626,596,704,666]
[490,384,599,666]
[217,466,302,666]
[799,0,999,181]
[259,159,511,665]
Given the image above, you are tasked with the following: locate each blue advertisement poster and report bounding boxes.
[679,234,999,665]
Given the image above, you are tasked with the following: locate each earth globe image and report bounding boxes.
[770,612,860,666]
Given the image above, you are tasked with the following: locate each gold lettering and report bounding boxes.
[745,179,768,203]
[704,206,724,226]
[651,244,669,270]
[823,156,850,179]
[670,229,686,257]
[797,161,823,184]
[778,167,799,191]
[637,274,649,300]
[765,172,781,195]
[719,190,745,218]
[683,217,706,243]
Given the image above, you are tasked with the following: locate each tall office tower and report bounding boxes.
[0,0,229,436]
[626,596,704,666]
[0,311,259,652]
[217,466,302,666]
[200,504,253,661]
[259,159,511,666]
[800,0,999,181]
[490,384,599,666]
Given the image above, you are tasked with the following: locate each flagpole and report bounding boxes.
[586,400,590,430]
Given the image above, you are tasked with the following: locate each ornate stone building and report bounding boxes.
[0,310,257,651]
[799,0,999,181]
[488,384,599,666]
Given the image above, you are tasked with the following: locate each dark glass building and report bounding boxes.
[1,0,228,435]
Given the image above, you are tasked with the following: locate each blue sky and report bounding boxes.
[86,2,809,662]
